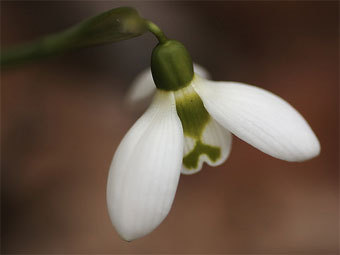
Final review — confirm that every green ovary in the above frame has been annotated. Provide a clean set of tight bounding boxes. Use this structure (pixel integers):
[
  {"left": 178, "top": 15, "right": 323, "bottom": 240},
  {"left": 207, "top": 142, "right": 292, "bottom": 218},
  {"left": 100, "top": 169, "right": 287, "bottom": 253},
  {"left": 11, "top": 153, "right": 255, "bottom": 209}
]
[{"left": 175, "top": 84, "right": 221, "bottom": 170}]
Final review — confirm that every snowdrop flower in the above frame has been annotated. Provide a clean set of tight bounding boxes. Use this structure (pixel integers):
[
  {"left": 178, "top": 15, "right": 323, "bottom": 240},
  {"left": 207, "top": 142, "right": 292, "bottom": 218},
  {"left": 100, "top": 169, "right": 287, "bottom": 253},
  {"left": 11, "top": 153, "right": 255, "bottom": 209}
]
[{"left": 107, "top": 39, "right": 320, "bottom": 241}]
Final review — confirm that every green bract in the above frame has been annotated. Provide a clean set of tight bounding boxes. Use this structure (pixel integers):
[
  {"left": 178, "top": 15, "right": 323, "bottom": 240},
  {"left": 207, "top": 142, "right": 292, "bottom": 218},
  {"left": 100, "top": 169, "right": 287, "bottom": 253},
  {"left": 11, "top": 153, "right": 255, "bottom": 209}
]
[
  {"left": 151, "top": 40, "right": 194, "bottom": 91},
  {"left": 73, "top": 7, "right": 147, "bottom": 47},
  {"left": 1, "top": 7, "right": 147, "bottom": 67}
]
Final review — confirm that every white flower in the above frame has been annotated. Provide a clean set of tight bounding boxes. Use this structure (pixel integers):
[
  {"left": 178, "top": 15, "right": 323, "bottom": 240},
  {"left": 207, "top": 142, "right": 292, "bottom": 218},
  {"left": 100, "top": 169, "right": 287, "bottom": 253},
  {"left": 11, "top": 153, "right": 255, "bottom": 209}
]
[
  {"left": 106, "top": 37, "right": 320, "bottom": 241},
  {"left": 107, "top": 64, "right": 320, "bottom": 241}
]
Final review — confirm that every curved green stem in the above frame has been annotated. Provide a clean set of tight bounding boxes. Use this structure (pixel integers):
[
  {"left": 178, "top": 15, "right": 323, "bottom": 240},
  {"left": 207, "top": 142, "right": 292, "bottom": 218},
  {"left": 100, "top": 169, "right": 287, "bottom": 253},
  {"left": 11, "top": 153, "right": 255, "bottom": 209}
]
[{"left": 145, "top": 20, "right": 168, "bottom": 44}]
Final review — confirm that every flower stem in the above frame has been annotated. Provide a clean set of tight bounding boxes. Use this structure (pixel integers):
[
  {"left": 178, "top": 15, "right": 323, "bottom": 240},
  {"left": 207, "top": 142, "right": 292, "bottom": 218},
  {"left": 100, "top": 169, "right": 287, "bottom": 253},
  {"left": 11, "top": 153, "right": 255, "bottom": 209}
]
[
  {"left": 1, "top": 7, "right": 147, "bottom": 68},
  {"left": 145, "top": 20, "right": 168, "bottom": 44}
]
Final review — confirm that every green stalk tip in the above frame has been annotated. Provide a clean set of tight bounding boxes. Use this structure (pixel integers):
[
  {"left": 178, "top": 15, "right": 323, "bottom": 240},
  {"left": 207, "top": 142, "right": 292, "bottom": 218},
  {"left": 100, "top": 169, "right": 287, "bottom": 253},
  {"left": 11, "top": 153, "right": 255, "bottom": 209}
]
[{"left": 145, "top": 20, "right": 168, "bottom": 44}]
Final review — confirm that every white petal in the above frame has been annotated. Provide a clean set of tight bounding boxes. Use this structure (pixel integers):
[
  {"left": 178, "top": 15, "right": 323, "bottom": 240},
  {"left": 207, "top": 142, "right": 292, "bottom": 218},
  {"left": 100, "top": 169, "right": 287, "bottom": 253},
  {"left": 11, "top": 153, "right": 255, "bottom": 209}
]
[
  {"left": 125, "top": 64, "right": 210, "bottom": 106},
  {"left": 181, "top": 118, "right": 232, "bottom": 175},
  {"left": 107, "top": 90, "right": 183, "bottom": 241},
  {"left": 193, "top": 77, "right": 320, "bottom": 162},
  {"left": 193, "top": 63, "right": 211, "bottom": 79},
  {"left": 125, "top": 67, "right": 155, "bottom": 106}
]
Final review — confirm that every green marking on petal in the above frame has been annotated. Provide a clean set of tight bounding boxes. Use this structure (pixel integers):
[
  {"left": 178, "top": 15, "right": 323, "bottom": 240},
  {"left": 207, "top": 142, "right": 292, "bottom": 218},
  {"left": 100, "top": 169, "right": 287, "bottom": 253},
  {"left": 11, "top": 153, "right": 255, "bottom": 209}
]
[
  {"left": 183, "top": 141, "right": 221, "bottom": 169},
  {"left": 174, "top": 81, "right": 221, "bottom": 170},
  {"left": 175, "top": 84, "right": 210, "bottom": 139}
]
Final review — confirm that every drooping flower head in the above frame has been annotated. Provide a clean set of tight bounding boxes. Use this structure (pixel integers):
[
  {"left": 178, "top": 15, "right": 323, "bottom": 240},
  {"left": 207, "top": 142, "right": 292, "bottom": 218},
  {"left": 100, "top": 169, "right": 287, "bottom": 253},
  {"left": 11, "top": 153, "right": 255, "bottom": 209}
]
[{"left": 107, "top": 24, "right": 320, "bottom": 241}]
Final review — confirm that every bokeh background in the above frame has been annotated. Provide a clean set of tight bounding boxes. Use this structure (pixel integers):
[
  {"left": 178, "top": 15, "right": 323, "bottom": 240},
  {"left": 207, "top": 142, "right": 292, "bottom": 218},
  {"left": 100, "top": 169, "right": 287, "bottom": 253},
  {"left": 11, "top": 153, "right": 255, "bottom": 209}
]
[{"left": 1, "top": 1, "right": 338, "bottom": 254}]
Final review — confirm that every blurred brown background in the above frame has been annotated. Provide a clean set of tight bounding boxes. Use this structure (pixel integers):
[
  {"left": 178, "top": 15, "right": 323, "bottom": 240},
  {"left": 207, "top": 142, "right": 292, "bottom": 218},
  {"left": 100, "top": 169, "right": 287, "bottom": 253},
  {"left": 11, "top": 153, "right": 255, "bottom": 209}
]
[{"left": 1, "top": 1, "right": 338, "bottom": 254}]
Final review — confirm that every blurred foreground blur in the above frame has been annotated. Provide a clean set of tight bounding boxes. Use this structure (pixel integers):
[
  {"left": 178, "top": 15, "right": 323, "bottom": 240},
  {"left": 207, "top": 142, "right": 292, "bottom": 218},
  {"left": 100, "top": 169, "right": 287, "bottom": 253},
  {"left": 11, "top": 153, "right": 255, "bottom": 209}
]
[{"left": 1, "top": 1, "right": 338, "bottom": 254}]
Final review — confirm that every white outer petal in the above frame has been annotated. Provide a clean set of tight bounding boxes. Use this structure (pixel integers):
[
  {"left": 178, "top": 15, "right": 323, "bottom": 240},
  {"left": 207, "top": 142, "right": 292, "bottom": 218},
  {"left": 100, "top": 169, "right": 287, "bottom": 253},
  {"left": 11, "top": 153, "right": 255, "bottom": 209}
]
[
  {"left": 125, "top": 64, "right": 211, "bottom": 106},
  {"left": 193, "top": 77, "right": 320, "bottom": 162},
  {"left": 125, "top": 68, "right": 155, "bottom": 107},
  {"left": 107, "top": 90, "right": 183, "bottom": 241},
  {"left": 181, "top": 119, "right": 232, "bottom": 175},
  {"left": 193, "top": 63, "right": 211, "bottom": 80}
]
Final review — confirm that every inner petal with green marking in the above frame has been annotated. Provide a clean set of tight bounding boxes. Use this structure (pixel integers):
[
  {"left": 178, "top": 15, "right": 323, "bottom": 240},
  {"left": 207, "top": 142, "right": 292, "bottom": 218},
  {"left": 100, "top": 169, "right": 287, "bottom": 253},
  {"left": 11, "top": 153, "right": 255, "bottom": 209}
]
[{"left": 174, "top": 79, "right": 232, "bottom": 174}]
